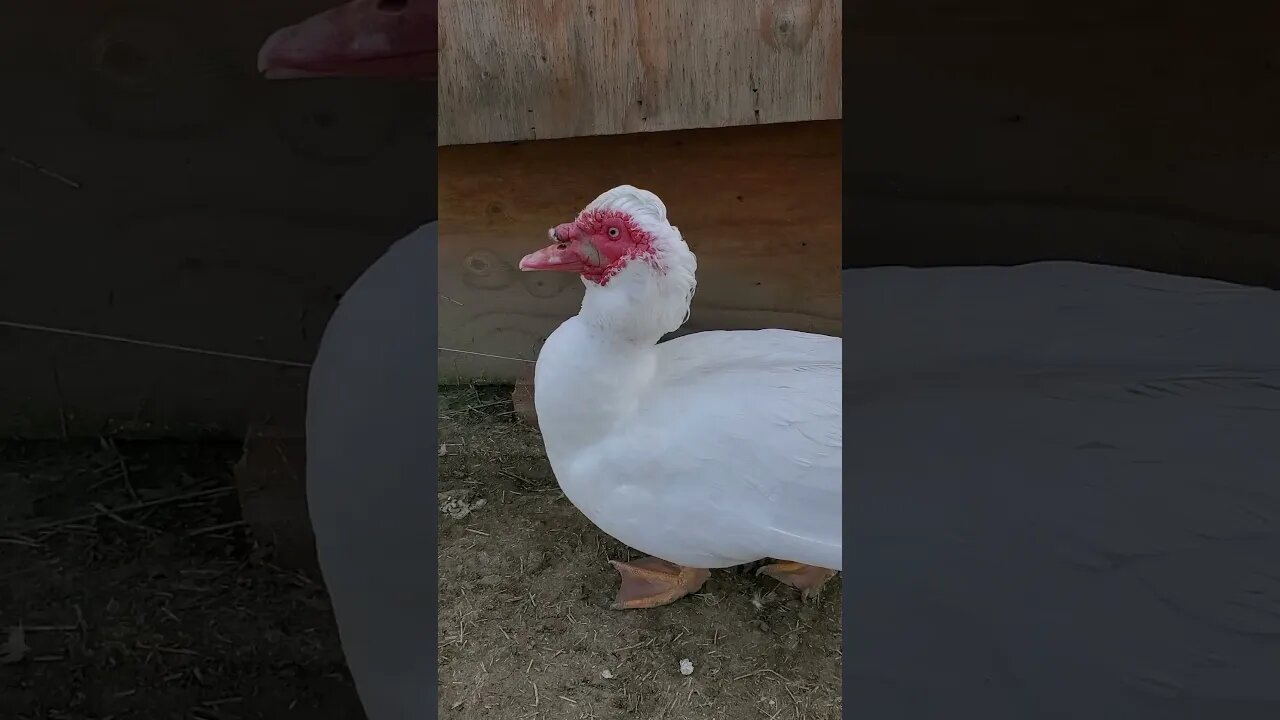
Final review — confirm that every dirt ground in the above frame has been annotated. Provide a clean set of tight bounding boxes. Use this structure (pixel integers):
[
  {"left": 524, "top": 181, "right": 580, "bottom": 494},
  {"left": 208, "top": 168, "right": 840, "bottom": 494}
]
[
  {"left": 437, "top": 385, "right": 843, "bottom": 720},
  {"left": 0, "top": 440, "right": 364, "bottom": 720},
  {"left": 0, "top": 384, "right": 841, "bottom": 719}
]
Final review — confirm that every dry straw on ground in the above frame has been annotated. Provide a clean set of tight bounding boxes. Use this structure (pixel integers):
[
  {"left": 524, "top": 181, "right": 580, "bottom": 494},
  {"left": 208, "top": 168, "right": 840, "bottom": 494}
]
[{"left": 437, "top": 384, "right": 843, "bottom": 719}]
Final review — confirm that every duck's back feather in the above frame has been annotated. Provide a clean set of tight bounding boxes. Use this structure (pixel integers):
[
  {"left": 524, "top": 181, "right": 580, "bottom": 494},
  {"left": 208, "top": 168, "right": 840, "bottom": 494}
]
[{"left": 845, "top": 262, "right": 1280, "bottom": 715}]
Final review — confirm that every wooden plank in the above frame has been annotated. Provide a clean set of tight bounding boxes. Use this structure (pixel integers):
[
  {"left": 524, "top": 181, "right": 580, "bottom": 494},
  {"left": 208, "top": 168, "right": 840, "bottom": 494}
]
[
  {"left": 438, "top": 120, "right": 841, "bottom": 381},
  {"left": 437, "top": 0, "right": 842, "bottom": 146},
  {"left": 0, "top": 0, "right": 435, "bottom": 438},
  {"left": 846, "top": 1, "right": 1280, "bottom": 286}
]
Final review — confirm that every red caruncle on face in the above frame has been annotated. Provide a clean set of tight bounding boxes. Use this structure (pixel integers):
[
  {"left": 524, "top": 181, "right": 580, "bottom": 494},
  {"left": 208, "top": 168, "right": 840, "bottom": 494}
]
[{"left": 523, "top": 209, "right": 658, "bottom": 285}]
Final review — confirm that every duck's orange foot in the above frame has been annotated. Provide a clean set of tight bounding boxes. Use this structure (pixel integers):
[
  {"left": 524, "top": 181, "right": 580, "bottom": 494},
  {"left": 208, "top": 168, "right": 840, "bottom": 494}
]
[
  {"left": 756, "top": 561, "right": 837, "bottom": 601},
  {"left": 609, "top": 557, "right": 710, "bottom": 610}
]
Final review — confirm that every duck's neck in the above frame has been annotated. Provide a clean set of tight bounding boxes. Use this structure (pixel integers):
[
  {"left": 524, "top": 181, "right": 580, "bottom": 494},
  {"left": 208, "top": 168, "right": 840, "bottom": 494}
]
[
  {"left": 534, "top": 257, "right": 696, "bottom": 456},
  {"left": 577, "top": 253, "right": 696, "bottom": 347}
]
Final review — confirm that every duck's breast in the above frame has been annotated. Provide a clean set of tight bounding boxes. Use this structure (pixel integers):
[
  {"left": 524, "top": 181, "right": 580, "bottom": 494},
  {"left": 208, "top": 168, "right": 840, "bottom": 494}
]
[{"left": 564, "top": 328, "right": 843, "bottom": 569}]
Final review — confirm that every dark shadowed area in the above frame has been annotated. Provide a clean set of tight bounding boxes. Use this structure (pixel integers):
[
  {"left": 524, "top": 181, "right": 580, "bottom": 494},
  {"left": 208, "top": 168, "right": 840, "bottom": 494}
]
[
  {"left": 843, "top": 264, "right": 1280, "bottom": 718},
  {"left": 842, "top": 4, "right": 1280, "bottom": 713},
  {"left": 0, "top": 441, "right": 364, "bottom": 719}
]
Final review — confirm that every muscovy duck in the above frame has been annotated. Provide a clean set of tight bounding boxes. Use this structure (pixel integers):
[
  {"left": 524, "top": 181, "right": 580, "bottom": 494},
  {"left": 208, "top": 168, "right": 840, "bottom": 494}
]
[
  {"left": 519, "top": 185, "right": 843, "bottom": 609},
  {"left": 258, "top": 4, "right": 437, "bottom": 717},
  {"left": 304, "top": 223, "right": 435, "bottom": 719}
]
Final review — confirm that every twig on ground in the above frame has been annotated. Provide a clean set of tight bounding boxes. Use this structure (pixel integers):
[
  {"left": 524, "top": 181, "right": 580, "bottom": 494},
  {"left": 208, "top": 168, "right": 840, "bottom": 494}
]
[
  {"left": 187, "top": 520, "right": 247, "bottom": 537},
  {"left": 91, "top": 502, "right": 157, "bottom": 533},
  {"left": 101, "top": 436, "right": 139, "bottom": 502},
  {"left": 1, "top": 486, "right": 233, "bottom": 534}
]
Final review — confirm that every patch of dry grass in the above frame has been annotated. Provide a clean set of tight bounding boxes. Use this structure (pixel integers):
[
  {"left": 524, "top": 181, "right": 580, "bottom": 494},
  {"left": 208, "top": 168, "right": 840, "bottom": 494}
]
[
  {"left": 437, "top": 385, "right": 843, "bottom": 720},
  {"left": 0, "top": 440, "right": 362, "bottom": 719}
]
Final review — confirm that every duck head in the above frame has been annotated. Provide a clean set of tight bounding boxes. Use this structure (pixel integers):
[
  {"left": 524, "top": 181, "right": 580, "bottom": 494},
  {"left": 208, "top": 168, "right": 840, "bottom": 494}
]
[
  {"left": 520, "top": 186, "right": 698, "bottom": 343},
  {"left": 257, "top": 0, "right": 437, "bottom": 79}
]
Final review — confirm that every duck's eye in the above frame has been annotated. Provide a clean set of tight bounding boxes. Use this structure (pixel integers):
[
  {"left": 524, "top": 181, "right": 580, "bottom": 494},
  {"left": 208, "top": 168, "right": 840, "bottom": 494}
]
[{"left": 607, "top": 227, "right": 620, "bottom": 238}]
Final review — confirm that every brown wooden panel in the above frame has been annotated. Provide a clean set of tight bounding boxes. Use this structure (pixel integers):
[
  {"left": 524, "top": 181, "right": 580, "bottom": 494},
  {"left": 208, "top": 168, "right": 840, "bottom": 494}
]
[
  {"left": 0, "top": 0, "right": 435, "bottom": 438},
  {"left": 438, "top": 120, "right": 841, "bottom": 381},
  {"left": 846, "top": 1, "right": 1280, "bottom": 285},
  {"left": 438, "top": 0, "right": 842, "bottom": 145}
]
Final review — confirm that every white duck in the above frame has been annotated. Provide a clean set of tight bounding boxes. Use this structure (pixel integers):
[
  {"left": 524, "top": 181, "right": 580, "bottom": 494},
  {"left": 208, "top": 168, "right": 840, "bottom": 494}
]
[
  {"left": 518, "top": 185, "right": 842, "bottom": 609},
  {"left": 845, "top": 262, "right": 1280, "bottom": 715}
]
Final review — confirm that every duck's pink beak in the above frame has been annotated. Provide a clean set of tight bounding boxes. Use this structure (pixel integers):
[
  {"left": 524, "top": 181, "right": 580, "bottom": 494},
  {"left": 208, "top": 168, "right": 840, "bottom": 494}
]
[
  {"left": 257, "top": 0, "right": 437, "bottom": 79},
  {"left": 519, "top": 224, "right": 588, "bottom": 273}
]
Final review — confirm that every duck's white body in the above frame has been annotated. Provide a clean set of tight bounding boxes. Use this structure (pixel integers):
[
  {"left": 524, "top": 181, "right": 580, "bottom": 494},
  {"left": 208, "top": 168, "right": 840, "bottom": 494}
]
[
  {"left": 845, "top": 261, "right": 1280, "bottom": 715},
  {"left": 529, "top": 188, "right": 841, "bottom": 571},
  {"left": 536, "top": 318, "right": 842, "bottom": 569}
]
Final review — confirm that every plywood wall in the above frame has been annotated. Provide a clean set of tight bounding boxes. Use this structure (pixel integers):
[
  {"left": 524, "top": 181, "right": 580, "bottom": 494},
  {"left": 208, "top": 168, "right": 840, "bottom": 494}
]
[
  {"left": 437, "top": 0, "right": 842, "bottom": 146},
  {"left": 845, "top": 1, "right": 1280, "bottom": 287},
  {"left": 437, "top": 120, "right": 841, "bottom": 381},
  {"left": 0, "top": 0, "right": 435, "bottom": 438}
]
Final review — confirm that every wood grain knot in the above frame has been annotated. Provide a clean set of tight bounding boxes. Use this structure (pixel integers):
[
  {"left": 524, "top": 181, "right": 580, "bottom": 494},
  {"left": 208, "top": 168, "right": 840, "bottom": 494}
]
[
  {"left": 83, "top": 15, "right": 238, "bottom": 139},
  {"left": 759, "top": 0, "right": 820, "bottom": 51},
  {"left": 461, "top": 249, "right": 513, "bottom": 290}
]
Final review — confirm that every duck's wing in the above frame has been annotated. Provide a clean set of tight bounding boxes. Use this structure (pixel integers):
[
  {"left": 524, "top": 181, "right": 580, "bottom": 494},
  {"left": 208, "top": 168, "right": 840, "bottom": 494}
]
[
  {"left": 306, "top": 223, "right": 436, "bottom": 719},
  {"left": 576, "top": 330, "right": 842, "bottom": 569},
  {"left": 846, "top": 262, "right": 1280, "bottom": 716}
]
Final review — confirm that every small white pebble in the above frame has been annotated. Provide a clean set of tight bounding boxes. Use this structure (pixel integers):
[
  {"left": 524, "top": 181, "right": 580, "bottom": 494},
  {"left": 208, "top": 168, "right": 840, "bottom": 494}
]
[
  {"left": 679, "top": 658, "right": 694, "bottom": 676},
  {"left": 600, "top": 669, "right": 614, "bottom": 679}
]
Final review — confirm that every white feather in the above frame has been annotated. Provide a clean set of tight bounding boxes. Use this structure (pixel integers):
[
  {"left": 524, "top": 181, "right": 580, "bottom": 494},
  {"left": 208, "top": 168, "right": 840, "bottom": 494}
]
[{"left": 534, "top": 187, "right": 841, "bottom": 570}]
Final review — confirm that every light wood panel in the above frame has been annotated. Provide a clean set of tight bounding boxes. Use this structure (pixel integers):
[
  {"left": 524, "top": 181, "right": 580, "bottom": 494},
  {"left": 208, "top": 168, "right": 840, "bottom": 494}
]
[
  {"left": 438, "top": 120, "right": 841, "bottom": 381},
  {"left": 437, "top": 0, "right": 842, "bottom": 145}
]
